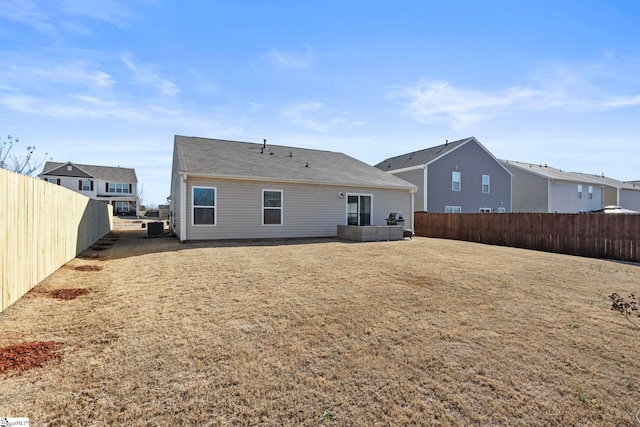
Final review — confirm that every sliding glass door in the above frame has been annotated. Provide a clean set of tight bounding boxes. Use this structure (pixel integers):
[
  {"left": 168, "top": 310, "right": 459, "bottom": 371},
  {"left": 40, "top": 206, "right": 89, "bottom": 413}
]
[{"left": 347, "top": 194, "right": 372, "bottom": 226}]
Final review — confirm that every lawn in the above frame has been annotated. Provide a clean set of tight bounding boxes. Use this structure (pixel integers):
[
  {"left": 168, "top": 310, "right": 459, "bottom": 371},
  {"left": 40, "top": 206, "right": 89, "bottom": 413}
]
[{"left": 0, "top": 231, "right": 638, "bottom": 426}]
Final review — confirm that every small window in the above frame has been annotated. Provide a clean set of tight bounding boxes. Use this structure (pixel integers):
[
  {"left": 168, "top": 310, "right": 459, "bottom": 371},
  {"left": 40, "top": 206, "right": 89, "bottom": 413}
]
[
  {"left": 578, "top": 184, "right": 583, "bottom": 199},
  {"left": 67, "top": 165, "right": 72, "bottom": 171},
  {"left": 193, "top": 187, "right": 216, "bottom": 225},
  {"left": 263, "top": 190, "right": 282, "bottom": 225},
  {"left": 497, "top": 207, "right": 506, "bottom": 213},
  {"left": 47, "top": 178, "right": 59, "bottom": 185},
  {"left": 115, "top": 201, "right": 130, "bottom": 213},
  {"left": 80, "top": 180, "right": 91, "bottom": 191},
  {"left": 452, "top": 171, "right": 461, "bottom": 191},
  {"left": 588, "top": 186, "right": 593, "bottom": 199},
  {"left": 445, "top": 206, "right": 461, "bottom": 213},
  {"left": 479, "top": 207, "right": 492, "bottom": 213},
  {"left": 108, "top": 183, "right": 130, "bottom": 194},
  {"left": 482, "top": 175, "right": 490, "bottom": 193}
]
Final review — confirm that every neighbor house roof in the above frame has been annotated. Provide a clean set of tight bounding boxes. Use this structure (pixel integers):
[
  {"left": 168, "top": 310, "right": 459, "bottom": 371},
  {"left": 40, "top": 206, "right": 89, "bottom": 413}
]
[
  {"left": 374, "top": 137, "right": 470, "bottom": 171},
  {"left": 502, "top": 160, "right": 640, "bottom": 191},
  {"left": 40, "top": 161, "right": 138, "bottom": 183},
  {"left": 173, "top": 136, "right": 417, "bottom": 190}
]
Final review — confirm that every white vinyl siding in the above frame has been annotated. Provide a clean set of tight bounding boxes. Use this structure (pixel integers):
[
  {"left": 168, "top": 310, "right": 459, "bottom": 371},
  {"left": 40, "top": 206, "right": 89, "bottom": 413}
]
[{"left": 182, "top": 177, "right": 413, "bottom": 240}]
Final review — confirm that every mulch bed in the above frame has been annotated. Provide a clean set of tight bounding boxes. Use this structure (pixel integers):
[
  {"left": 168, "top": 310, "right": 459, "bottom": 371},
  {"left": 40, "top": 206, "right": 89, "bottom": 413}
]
[
  {"left": 73, "top": 265, "right": 103, "bottom": 272},
  {"left": 0, "top": 341, "right": 64, "bottom": 374},
  {"left": 78, "top": 254, "right": 102, "bottom": 260},
  {"left": 48, "top": 289, "right": 90, "bottom": 300}
]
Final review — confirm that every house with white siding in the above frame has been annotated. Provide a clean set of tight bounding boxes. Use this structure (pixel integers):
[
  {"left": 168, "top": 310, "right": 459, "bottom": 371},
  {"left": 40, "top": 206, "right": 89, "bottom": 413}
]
[
  {"left": 39, "top": 161, "right": 138, "bottom": 215},
  {"left": 169, "top": 136, "right": 417, "bottom": 241}
]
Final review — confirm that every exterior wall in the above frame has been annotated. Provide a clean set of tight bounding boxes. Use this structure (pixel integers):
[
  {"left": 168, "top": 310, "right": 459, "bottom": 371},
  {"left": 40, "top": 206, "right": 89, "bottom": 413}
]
[
  {"left": 426, "top": 142, "right": 511, "bottom": 213},
  {"left": 179, "top": 176, "right": 413, "bottom": 241},
  {"left": 391, "top": 168, "right": 425, "bottom": 211},
  {"left": 170, "top": 154, "right": 183, "bottom": 240},
  {"left": 620, "top": 190, "right": 640, "bottom": 211},
  {"left": 503, "top": 164, "right": 549, "bottom": 212},
  {"left": 602, "top": 186, "right": 619, "bottom": 207},
  {"left": 50, "top": 176, "right": 97, "bottom": 198},
  {"left": 548, "top": 182, "right": 603, "bottom": 213}
]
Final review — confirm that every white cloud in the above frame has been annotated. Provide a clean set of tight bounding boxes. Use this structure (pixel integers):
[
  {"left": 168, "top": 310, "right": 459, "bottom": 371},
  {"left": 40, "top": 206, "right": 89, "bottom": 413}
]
[
  {"left": 61, "top": 0, "right": 136, "bottom": 26},
  {"left": 121, "top": 55, "right": 179, "bottom": 96},
  {"left": 389, "top": 55, "right": 640, "bottom": 129},
  {"left": 282, "top": 101, "right": 350, "bottom": 132},
  {"left": 266, "top": 47, "right": 314, "bottom": 69},
  {"left": 0, "top": 0, "right": 56, "bottom": 34}
]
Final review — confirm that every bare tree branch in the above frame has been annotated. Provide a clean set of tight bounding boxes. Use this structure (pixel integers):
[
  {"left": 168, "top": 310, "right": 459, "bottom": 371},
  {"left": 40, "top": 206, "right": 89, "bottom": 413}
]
[{"left": 0, "top": 135, "right": 49, "bottom": 176}]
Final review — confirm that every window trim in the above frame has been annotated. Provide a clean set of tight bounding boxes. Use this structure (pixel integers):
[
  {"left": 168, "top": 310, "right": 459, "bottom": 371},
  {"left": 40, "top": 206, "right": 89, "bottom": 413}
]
[
  {"left": 497, "top": 207, "right": 506, "bottom": 213},
  {"left": 479, "top": 207, "right": 492, "bottom": 213},
  {"left": 445, "top": 205, "right": 462, "bottom": 213},
  {"left": 578, "top": 184, "right": 583, "bottom": 199},
  {"left": 588, "top": 185, "right": 593, "bottom": 200},
  {"left": 192, "top": 186, "right": 217, "bottom": 226},
  {"left": 262, "top": 189, "right": 283, "bottom": 226},
  {"left": 452, "top": 171, "right": 461, "bottom": 192},
  {"left": 482, "top": 175, "right": 490, "bottom": 193}
]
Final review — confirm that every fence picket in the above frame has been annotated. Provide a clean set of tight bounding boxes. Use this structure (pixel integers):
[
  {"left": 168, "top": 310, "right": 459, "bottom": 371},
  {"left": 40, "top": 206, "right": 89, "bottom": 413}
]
[{"left": 1, "top": 169, "right": 113, "bottom": 313}]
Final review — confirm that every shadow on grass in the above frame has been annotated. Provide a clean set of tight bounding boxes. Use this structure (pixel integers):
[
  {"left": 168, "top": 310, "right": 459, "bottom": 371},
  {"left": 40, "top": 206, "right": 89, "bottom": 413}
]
[{"left": 77, "top": 229, "right": 368, "bottom": 261}]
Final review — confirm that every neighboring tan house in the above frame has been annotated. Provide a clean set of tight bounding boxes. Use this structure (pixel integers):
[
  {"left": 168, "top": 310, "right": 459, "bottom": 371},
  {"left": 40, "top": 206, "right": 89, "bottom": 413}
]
[
  {"left": 501, "top": 161, "right": 606, "bottom": 213},
  {"left": 374, "top": 137, "right": 512, "bottom": 213},
  {"left": 39, "top": 161, "right": 138, "bottom": 215},
  {"left": 170, "top": 136, "right": 417, "bottom": 241}
]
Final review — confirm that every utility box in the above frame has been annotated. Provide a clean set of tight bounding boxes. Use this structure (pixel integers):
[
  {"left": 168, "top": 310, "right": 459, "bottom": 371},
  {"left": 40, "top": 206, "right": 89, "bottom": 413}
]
[{"left": 147, "top": 222, "right": 164, "bottom": 238}]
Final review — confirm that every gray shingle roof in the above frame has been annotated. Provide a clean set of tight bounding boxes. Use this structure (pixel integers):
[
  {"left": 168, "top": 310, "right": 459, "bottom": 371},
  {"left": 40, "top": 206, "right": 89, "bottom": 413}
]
[
  {"left": 374, "top": 137, "right": 472, "bottom": 171},
  {"left": 501, "top": 160, "right": 640, "bottom": 190},
  {"left": 41, "top": 161, "right": 137, "bottom": 183},
  {"left": 173, "top": 136, "right": 416, "bottom": 190}
]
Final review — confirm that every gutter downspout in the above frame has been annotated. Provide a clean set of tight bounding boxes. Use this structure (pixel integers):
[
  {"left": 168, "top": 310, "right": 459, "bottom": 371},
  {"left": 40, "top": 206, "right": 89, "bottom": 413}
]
[{"left": 180, "top": 172, "right": 187, "bottom": 241}]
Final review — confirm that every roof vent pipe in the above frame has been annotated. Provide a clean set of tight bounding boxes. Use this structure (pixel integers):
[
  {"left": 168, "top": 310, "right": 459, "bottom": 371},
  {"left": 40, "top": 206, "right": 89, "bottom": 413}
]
[
  {"left": 445, "top": 139, "right": 448, "bottom": 145},
  {"left": 289, "top": 151, "right": 293, "bottom": 157},
  {"left": 263, "top": 139, "right": 267, "bottom": 150},
  {"left": 305, "top": 162, "right": 309, "bottom": 168}
]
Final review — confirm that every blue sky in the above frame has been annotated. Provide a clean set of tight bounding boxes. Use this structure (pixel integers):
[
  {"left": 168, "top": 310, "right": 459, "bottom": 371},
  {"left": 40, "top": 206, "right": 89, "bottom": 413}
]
[{"left": 1, "top": 0, "right": 639, "bottom": 205}]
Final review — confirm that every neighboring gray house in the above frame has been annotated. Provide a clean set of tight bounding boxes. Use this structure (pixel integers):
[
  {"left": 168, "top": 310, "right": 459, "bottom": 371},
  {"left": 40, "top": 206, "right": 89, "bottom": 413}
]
[
  {"left": 374, "top": 137, "right": 511, "bottom": 213},
  {"left": 501, "top": 161, "right": 606, "bottom": 213},
  {"left": 170, "top": 136, "right": 417, "bottom": 241},
  {"left": 580, "top": 174, "right": 640, "bottom": 212},
  {"left": 39, "top": 161, "right": 138, "bottom": 215}
]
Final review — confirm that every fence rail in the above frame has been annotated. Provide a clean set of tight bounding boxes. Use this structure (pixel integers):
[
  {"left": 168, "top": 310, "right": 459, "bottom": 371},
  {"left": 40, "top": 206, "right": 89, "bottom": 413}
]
[
  {"left": 1, "top": 169, "right": 113, "bottom": 313},
  {"left": 414, "top": 212, "right": 640, "bottom": 262}
]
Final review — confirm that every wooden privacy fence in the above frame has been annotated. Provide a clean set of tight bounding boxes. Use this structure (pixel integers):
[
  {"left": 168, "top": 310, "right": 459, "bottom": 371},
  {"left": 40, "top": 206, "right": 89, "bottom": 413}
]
[
  {"left": 414, "top": 212, "right": 640, "bottom": 262},
  {"left": 1, "top": 169, "right": 113, "bottom": 313}
]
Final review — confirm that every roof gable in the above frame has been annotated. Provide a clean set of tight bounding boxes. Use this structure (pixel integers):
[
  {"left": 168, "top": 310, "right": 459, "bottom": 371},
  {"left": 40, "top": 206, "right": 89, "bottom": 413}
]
[
  {"left": 375, "top": 136, "right": 511, "bottom": 175},
  {"left": 374, "top": 137, "right": 471, "bottom": 171},
  {"left": 173, "top": 136, "right": 416, "bottom": 190},
  {"left": 40, "top": 161, "right": 137, "bottom": 183}
]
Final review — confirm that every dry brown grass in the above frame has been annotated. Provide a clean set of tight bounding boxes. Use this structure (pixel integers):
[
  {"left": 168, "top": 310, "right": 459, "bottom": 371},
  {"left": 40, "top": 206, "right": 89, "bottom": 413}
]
[{"left": 0, "top": 231, "right": 638, "bottom": 426}]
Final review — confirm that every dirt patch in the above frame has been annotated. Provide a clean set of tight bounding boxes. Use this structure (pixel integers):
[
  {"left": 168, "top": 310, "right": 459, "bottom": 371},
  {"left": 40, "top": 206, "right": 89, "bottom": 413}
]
[
  {"left": 72, "top": 265, "right": 103, "bottom": 272},
  {"left": 0, "top": 341, "right": 64, "bottom": 375},
  {"left": 48, "top": 288, "right": 90, "bottom": 300}
]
